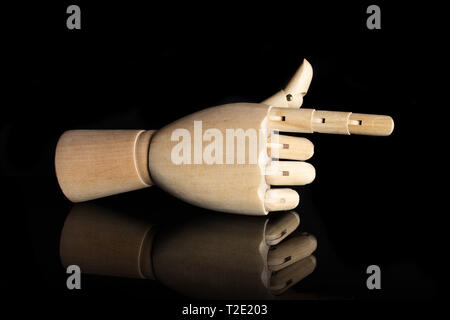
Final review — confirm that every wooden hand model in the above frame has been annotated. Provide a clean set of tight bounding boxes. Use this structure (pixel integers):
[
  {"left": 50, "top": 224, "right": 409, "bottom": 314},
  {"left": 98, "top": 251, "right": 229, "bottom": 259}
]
[{"left": 55, "top": 59, "right": 394, "bottom": 215}]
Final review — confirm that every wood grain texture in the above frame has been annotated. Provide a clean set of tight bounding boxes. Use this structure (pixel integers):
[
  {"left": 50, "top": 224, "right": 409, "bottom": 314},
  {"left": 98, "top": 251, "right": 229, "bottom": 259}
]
[
  {"left": 54, "top": 104, "right": 392, "bottom": 212},
  {"left": 55, "top": 130, "right": 155, "bottom": 202},
  {"left": 148, "top": 103, "right": 272, "bottom": 215},
  {"left": 270, "top": 107, "right": 394, "bottom": 136}
]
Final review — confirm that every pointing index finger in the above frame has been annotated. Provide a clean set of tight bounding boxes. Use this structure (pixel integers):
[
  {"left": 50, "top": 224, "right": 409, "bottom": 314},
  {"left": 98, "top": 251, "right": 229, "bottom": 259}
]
[{"left": 269, "top": 107, "right": 394, "bottom": 136}]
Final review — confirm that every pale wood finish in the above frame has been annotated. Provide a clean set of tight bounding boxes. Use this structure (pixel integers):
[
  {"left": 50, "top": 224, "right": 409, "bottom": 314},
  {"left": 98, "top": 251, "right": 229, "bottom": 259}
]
[
  {"left": 55, "top": 130, "right": 155, "bottom": 202},
  {"left": 54, "top": 59, "right": 394, "bottom": 214},
  {"left": 348, "top": 113, "right": 395, "bottom": 136},
  {"left": 268, "top": 134, "right": 314, "bottom": 160},
  {"left": 55, "top": 102, "right": 393, "bottom": 214},
  {"left": 262, "top": 59, "right": 313, "bottom": 109},
  {"left": 264, "top": 189, "right": 299, "bottom": 212},
  {"left": 148, "top": 103, "right": 273, "bottom": 215},
  {"left": 269, "top": 107, "right": 394, "bottom": 136},
  {"left": 265, "top": 161, "right": 316, "bottom": 186}
]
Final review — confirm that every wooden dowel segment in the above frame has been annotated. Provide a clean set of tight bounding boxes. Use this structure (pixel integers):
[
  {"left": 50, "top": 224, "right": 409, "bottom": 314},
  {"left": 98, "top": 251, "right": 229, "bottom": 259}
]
[
  {"left": 311, "top": 110, "right": 352, "bottom": 135},
  {"left": 269, "top": 108, "right": 315, "bottom": 133},
  {"left": 265, "top": 161, "right": 316, "bottom": 186},
  {"left": 348, "top": 113, "right": 395, "bottom": 136},
  {"left": 264, "top": 189, "right": 299, "bottom": 212},
  {"left": 267, "top": 135, "right": 314, "bottom": 161}
]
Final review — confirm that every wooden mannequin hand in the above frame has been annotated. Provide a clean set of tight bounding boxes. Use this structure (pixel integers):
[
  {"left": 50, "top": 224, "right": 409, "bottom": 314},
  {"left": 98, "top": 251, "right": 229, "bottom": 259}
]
[{"left": 55, "top": 60, "right": 394, "bottom": 215}]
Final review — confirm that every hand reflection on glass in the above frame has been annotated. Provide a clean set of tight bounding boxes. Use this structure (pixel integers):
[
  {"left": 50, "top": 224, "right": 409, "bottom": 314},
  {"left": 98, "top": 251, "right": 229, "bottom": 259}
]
[{"left": 60, "top": 205, "right": 317, "bottom": 299}]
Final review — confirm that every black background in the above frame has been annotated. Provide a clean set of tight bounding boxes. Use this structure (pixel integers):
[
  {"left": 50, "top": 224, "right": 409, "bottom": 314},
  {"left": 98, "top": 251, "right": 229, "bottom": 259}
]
[{"left": 2, "top": 0, "right": 440, "bottom": 315}]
